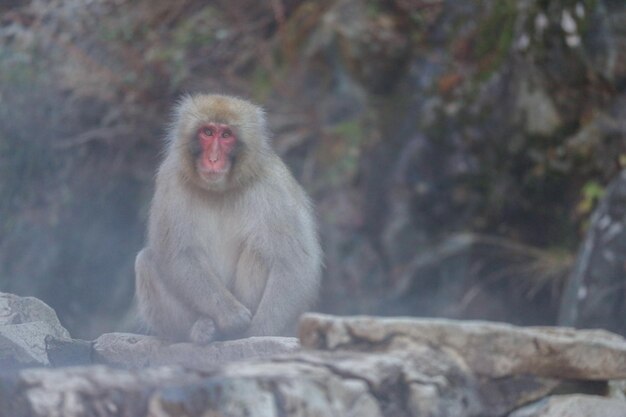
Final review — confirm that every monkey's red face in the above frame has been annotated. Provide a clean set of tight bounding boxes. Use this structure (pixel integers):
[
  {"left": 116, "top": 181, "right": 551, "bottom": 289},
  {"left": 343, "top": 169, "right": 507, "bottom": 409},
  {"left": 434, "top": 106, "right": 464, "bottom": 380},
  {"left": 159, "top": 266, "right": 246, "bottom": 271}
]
[{"left": 196, "top": 123, "right": 237, "bottom": 178}]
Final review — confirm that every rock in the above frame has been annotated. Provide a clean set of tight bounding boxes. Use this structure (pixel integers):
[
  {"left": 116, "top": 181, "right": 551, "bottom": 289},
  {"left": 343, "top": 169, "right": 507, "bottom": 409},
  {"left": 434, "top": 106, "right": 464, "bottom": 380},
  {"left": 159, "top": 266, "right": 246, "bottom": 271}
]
[
  {"left": 45, "top": 337, "right": 93, "bottom": 367},
  {"left": 0, "top": 332, "right": 562, "bottom": 417},
  {"left": 299, "top": 313, "right": 626, "bottom": 380},
  {"left": 0, "top": 292, "right": 69, "bottom": 334},
  {"left": 609, "top": 379, "right": 626, "bottom": 399},
  {"left": 150, "top": 357, "right": 386, "bottom": 417},
  {"left": 0, "top": 290, "right": 301, "bottom": 370},
  {"left": 0, "top": 348, "right": 570, "bottom": 417},
  {"left": 0, "top": 292, "right": 72, "bottom": 369},
  {"left": 509, "top": 395, "right": 626, "bottom": 417},
  {"left": 93, "top": 333, "right": 300, "bottom": 369},
  {"left": 0, "top": 322, "right": 67, "bottom": 369},
  {"left": 479, "top": 375, "right": 561, "bottom": 416},
  {"left": 558, "top": 169, "right": 626, "bottom": 336},
  {"left": 0, "top": 365, "right": 204, "bottom": 417},
  {"left": 3, "top": 302, "right": 626, "bottom": 417},
  {"left": 2, "top": 311, "right": 625, "bottom": 417},
  {"left": 0, "top": 291, "right": 300, "bottom": 371},
  {"left": 516, "top": 78, "right": 563, "bottom": 136}
]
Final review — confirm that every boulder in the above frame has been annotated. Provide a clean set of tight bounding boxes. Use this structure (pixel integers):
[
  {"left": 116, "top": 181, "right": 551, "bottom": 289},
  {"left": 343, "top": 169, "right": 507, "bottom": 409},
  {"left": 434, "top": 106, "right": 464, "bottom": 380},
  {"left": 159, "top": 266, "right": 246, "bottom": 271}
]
[
  {"left": 0, "top": 292, "right": 69, "bottom": 331},
  {"left": 300, "top": 313, "right": 626, "bottom": 380},
  {"left": 0, "top": 292, "right": 71, "bottom": 369},
  {"left": 559, "top": 169, "right": 626, "bottom": 336}
]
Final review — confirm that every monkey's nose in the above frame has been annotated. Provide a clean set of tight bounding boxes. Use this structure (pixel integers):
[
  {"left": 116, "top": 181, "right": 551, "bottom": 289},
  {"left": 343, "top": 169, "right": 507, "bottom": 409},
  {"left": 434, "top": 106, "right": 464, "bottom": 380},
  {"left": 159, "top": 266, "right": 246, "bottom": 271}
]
[{"left": 209, "top": 141, "right": 220, "bottom": 162}]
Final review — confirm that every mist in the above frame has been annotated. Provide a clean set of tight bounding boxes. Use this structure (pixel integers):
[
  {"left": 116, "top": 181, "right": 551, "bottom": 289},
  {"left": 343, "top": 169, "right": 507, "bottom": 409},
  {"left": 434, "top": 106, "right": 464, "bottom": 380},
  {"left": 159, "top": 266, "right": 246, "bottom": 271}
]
[{"left": 1, "top": 0, "right": 625, "bottom": 340}]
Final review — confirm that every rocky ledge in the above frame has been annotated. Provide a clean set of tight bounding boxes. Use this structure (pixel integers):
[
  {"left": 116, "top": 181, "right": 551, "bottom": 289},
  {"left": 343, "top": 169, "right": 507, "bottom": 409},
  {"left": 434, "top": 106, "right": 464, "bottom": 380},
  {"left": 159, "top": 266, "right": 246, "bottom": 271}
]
[{"left": 1, "top": 292, "right": 625, "bottom": 417}]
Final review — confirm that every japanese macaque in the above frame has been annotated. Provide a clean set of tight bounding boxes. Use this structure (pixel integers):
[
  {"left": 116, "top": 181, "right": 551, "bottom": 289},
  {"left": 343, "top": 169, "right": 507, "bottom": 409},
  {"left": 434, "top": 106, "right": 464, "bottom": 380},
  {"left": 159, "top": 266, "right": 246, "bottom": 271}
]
[{"left": 135, "top": 94, "right": 322, "bottom": 343}]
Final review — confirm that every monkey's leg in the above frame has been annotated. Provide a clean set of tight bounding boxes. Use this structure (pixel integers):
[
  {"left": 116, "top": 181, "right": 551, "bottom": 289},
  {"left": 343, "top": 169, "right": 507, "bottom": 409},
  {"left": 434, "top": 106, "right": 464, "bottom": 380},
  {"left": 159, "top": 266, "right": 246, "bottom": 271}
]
[
  {"left": 135, "top": 248, "right": 217, "bottom": 343},
  {"left": 188, "top": 317, "right": 217, "bottom": 345},
  {"left": 240, "top": 254, "right": 318, "bottom": 337},
  {"left": 168, "top": 249, "right": 252, "bottom": 337},
  {"left": 232, "top": 246, "right": 270, "bottom": 313}
]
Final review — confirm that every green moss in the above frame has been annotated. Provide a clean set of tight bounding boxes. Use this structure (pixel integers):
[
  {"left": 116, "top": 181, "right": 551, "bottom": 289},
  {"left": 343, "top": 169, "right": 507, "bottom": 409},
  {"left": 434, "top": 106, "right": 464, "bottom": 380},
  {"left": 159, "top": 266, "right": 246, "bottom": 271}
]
[{"left": 576, "top": 180, "right": 604, "bottom": 216}]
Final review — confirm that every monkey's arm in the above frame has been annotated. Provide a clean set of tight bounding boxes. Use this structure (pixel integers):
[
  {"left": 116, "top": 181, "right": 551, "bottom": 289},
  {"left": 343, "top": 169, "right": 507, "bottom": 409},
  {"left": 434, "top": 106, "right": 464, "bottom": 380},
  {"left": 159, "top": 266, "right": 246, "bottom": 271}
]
[
  {"left": 166, "top": 248, "right": 252, "bottom": 335},
  {"left": 246, "top": 262, "right": 318, "bottom": 336},
  {"left": 242, "top": 236, "right": 320, "bottom": 337}
]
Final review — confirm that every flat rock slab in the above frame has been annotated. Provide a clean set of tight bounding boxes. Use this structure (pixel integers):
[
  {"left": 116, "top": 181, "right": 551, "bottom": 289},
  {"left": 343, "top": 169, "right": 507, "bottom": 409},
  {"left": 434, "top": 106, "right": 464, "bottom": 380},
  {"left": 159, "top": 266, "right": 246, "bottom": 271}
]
[
  {"left": 0, "top": 343, "right": 560, "bottom": 417},
  {"left": 0, "top": 351, "right": 479, "bottom": 417},
  {"left": 510, "top": 394, "right": 626, "bottom": 417},
  {"left": 300, "top": 313, "right": 626, "bottom": 380},
  {"left": 93, "top": 333, "right": 300, "bottom": 369},
  {"left": 0, "top": 292, "right": 300, "bottom": 371}
]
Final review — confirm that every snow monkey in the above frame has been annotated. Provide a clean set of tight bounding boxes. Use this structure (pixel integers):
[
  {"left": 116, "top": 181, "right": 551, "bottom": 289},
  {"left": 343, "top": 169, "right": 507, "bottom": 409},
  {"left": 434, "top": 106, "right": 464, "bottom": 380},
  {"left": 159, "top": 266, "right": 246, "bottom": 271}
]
[{"left": 135, "top": 94, "right": 322, "bottom": 343}]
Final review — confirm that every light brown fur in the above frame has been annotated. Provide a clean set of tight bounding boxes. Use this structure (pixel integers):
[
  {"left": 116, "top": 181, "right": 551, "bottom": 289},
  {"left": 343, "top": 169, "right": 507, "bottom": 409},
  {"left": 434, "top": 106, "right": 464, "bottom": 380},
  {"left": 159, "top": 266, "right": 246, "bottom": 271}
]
[{"left": 135, "top": 94, "right": 322, "bottom": 342}]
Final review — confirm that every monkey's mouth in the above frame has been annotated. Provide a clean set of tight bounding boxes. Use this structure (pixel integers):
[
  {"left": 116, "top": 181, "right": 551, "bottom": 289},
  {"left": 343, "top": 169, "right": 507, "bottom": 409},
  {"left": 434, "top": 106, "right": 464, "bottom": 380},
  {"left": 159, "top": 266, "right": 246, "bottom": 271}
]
[{"left": 197, "top": 160, "right": 231, "bottom": 180}]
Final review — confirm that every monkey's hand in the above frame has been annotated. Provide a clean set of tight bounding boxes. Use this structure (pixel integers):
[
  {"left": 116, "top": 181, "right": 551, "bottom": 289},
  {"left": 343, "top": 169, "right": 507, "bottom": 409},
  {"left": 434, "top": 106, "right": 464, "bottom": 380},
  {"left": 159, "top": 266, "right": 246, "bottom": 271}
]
[
  {"left": 189, "top": 317, "right": 217, "bottom": 344},
  {"left": 214, "top": 299, "right": 252, "bottom": 337}
]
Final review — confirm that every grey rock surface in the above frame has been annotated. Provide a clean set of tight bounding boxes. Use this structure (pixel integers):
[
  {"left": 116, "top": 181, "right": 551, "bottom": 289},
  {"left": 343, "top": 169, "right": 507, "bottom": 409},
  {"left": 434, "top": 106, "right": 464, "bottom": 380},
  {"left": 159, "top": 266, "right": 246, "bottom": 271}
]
[
  {"left": 300, "top": 313, "right": 626, "bottom": 380},
  {"left": 0, "top": 292, "right": 69, "bottom": 332},
  {"left": 509, "top": 395, "right": 626, "bottom": 417},
  {"left": 0, "top": 349, "right": 523, "bottom": 417},
  {"left": 0, "top": 322, "right": 584, "bottom": 417},
  {"left": 0, "top": 292, "right": 71, "bottom": 368},
  {"left": 0, "top": 292, "right": 301, "bottom": 371},
  {"left": 1, "top": 365, "right": 204, "bottom": 417},
  {"left": 559, "top": 169, "right": 626, "bottom": 336},
  {"left": 0, "top": 322, "right": 67, "bottom": 367},
  {"left": 93, "top": 332, "right": 300, "bottom": 369}
]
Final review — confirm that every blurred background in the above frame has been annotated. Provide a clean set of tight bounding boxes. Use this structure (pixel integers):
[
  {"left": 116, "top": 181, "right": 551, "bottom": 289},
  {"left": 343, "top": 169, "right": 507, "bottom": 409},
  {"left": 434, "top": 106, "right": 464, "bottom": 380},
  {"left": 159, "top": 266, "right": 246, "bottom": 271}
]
[{"left": 1, "top": 0, "right": 625, "bottom": 340}]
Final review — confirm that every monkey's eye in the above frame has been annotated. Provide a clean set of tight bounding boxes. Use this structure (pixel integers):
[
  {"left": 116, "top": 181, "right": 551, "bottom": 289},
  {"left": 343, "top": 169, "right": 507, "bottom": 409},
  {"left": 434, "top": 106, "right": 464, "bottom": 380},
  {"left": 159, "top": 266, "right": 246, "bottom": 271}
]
[
  {"left": 202, "top": 128, "right": 213, "bottom": 136},
  {"left": 222, "top": 130, "right": 232, "bottom": 138}
]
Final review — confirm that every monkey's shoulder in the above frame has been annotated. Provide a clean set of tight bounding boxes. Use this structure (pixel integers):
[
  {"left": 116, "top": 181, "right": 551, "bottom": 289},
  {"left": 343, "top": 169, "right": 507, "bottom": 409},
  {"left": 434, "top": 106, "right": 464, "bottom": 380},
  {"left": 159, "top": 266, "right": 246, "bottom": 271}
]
[{"left": 252, "top": 161, "right": 311, "bottom": 210}]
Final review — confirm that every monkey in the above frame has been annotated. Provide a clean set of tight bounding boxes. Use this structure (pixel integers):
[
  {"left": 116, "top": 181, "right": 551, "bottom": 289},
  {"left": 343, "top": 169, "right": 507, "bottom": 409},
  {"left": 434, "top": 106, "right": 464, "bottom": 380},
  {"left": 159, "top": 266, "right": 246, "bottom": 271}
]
[{"left": 134, "top": 94, "right": 322, "bottom": 344}]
